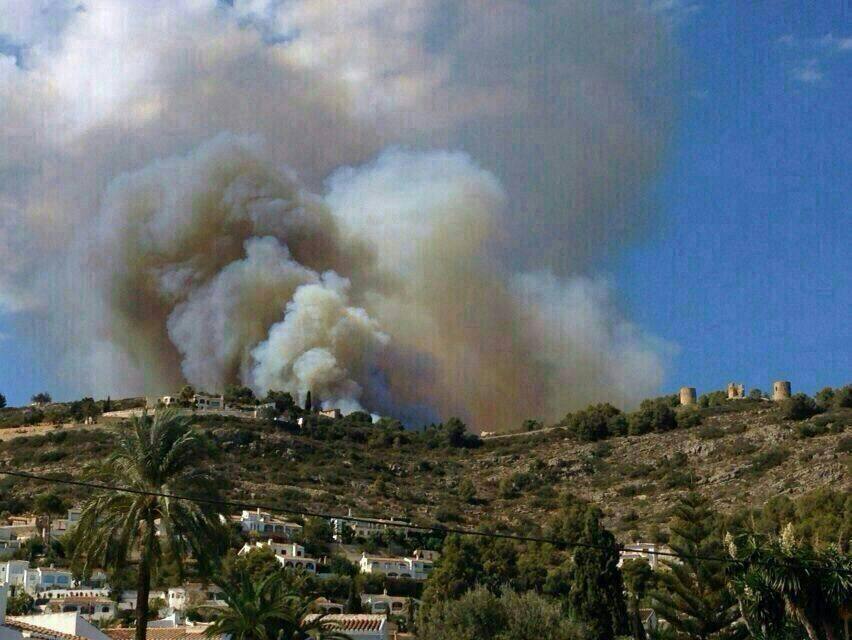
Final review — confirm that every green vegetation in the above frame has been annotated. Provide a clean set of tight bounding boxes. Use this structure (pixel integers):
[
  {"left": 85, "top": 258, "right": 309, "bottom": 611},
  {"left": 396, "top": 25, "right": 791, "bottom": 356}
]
[
  {"left": 418, "top": 586, "right": 580, "bottom": 640},
  {"left": 71, "top": 410, "right": 227, "bottom": 640},
  {"left": 31, "top": 392, "right": 52, "bottom": 404},
  {"left": 781, "top": 393, "right": 820, "bottom": 421},
  {"left": 206, "top": 569, "right": 347, "bottom": 640},
  {"left": 0, "top": 385, "right": 844, "bottom": 640},
  {"left": 727, "top": 527, "right": 852, "bottom": 640},
  {"left": 651, "top": 493, "right": 741, "bottom": 639}
]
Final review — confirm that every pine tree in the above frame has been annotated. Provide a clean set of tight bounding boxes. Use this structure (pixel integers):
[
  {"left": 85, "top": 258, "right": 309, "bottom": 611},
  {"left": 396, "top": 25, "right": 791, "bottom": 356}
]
[
  {"left": 652, "top": 492, "right": 743, "bottom": 639},
  {"left": 567, "top": 511, "right": 629, "bottom": 640}
]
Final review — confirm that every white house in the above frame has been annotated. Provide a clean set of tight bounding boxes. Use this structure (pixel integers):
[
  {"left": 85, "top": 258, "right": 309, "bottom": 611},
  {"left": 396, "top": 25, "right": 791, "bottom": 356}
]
[
  {"left": 40, "top": 589, "right": 110, "bottom": 602},
  {"left": 311, "top": 598, "right": 344, "bottom": 615},
  {"left": 22, "top": 568, "right": 73, "bottom": 595},
  {"left": 238, "top": 511, "right": 302, "bottom": 540},
  {"left": 166, "top": 585, "right": 225, "bottom": 613},
  {"left": 239, "top": 540, "right": 317, "bottom": 573},
  {"left": 116, "top": 591, "right": 167, "bottom": 612},
  {"left": 618, "top": 542, "right": 670, "bottom": 572},
  {"left": 252, "top": 403, "right": 277, "bottom": 419},
  {"left": 331, "top": 511, "right": 413, "bottom": 542},
  {"left": 318, "top": 409, "right": 342, "bottom": 420},
  {"left": 193, "top": 394, "right": 224, "bottom": 411},
  {"left": 45, "top": 597, "right": 117, "bottom": 622},
  {"left": 358, "top": 554, "right": 433, "bottom": 581},
  {"left": 0, "top": 541, "right": 21, "bottom": 560},
  {"left": 302, "top": 614, "right": 388, "bottom": 640},
  {"left": 0, "top": 521, "right": 39, "bottom": 545},
  {"left": 48, "top": 510, "right": 81, "bottom": 539},
  {"left": 0, "top": 586, "right": 111, "bottom": 640},
  {"left": 360, "top": 592, "right": 417, "bottom": 616},
  {"left": 0, "top": 561, "right": 30, "bottom": 587}
]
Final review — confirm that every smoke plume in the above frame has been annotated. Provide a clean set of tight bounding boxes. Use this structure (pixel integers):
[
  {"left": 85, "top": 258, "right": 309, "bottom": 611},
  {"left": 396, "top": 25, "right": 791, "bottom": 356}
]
[{"left": 0, "top": 0, "right": 677, "bottom": 430}]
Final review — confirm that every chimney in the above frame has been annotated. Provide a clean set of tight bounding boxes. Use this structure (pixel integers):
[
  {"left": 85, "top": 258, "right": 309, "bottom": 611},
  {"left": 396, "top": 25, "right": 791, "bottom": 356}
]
[{"left": 0, "top": 582, "right": 8, "bottom": 625}]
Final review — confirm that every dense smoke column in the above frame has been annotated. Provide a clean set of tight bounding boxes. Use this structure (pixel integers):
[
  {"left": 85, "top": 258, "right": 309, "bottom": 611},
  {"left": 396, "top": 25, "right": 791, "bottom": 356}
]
[{"left": 0, "top": 1, "right": 677, "bottom": 429}]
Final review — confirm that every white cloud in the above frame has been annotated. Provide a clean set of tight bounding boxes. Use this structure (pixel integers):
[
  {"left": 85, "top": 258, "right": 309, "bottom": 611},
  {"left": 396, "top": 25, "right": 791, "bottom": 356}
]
[
  {"left": 793, "top": 58, "right": 824, "bottom": 84},
  {"left": 818, "top": 33, "right": 852, "bottom": 52},
  {"left": 780, "top": 32, "right": 851, "bottom": 85}
]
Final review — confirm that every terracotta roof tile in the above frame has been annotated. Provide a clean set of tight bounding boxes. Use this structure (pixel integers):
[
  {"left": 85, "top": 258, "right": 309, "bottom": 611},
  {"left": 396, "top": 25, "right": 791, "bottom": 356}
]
[
  {"left": 5, "top": 617, "right": 87, "bottom": 640},
  {"left": 105, "top": 627, "right": 224, "bottom": 640},
  {"left": 303, "top": 614, "right": 386, "bottom": 632}
]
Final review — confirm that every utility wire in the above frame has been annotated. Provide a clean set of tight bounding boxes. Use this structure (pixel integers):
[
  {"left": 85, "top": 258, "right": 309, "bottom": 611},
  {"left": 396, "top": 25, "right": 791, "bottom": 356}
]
[{"left": 1, "top": 468, "right": 849, "bottom": 575}]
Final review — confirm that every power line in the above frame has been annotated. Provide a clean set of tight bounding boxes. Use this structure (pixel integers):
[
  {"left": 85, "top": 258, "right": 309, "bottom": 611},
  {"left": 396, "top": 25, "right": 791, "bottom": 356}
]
[{"left": 1, "top": 468, "right": 849, "bottom": 575}]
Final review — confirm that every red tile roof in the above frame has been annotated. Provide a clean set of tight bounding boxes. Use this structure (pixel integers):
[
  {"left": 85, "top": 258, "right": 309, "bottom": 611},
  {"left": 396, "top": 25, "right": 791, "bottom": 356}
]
[
  {"left": 105, "top": 627, "right": 224, "bottom": 640},
  {"left": 303, "top": 614, "right": 385, "bottom": 632},
  {"left": 5, "top": 617, "right": 88, "bottom": 640}
]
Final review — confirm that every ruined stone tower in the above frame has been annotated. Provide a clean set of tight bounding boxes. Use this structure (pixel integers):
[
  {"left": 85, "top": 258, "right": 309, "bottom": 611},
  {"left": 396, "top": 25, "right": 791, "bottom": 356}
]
[
  {"left": 772, "top": 380, "right": 792, "bottom": 401},
  {"left": 727, "top": 382, "right": 745, "bottom": 400},
  {"left": 679, "top": 387, "right": 697, "bottom": 406}
]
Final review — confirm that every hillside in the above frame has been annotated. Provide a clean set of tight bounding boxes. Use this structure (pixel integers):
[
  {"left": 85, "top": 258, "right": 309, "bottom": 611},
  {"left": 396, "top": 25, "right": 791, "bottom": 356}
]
[{"left": 0, "top": 396, "right": 849, "bottom": 541}]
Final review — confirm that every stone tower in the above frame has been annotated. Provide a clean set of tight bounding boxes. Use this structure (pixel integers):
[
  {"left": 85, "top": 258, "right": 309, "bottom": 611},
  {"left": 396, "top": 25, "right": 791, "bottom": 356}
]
[
  {"left": 679, "top": 387, "right": 697, "bottom": 406},
  {"left": 727, "top": 382, "right": 745, "bottom": 400},
  {"left": 772, "top": 380, "right": 791, "bottom": 401}
]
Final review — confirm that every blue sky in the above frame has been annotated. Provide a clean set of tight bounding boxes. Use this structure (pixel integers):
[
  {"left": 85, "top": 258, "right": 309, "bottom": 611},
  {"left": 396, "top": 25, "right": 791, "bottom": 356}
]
[
  {"left": 613, "top": 1, "right": 851, "bottom": 397},
  {"left": 0, "top": 2, "right": 849, "bottom": 408}
]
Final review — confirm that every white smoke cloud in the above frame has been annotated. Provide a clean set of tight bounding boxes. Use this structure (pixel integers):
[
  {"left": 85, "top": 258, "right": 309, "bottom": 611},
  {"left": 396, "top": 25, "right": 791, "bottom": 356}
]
[
  {"left": 0, "top": 0, "right": 677, "bottom": 429},
  {"left": 251, "top": 273, "right": 390, "bottom": 413}
]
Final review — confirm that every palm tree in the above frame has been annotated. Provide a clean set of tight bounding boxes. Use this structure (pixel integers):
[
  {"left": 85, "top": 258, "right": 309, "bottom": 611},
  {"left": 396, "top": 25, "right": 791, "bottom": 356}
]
[
  {"left": 206, "top": 569, "right": 350, "bottom": 640},
  {"left": 727, "top": 526, "right": 852, "bottom": 640},
  {"left": 72, "top": 410, "right": 226, "bottom": 640},
  {"left": 205, "top": 571, "right": 297, "bottom": 640}
]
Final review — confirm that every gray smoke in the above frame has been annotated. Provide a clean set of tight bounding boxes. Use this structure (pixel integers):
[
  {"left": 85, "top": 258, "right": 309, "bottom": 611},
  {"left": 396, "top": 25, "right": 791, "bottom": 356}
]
[{"left": 0, "top": 0, "right": 677, "bottom": 430}]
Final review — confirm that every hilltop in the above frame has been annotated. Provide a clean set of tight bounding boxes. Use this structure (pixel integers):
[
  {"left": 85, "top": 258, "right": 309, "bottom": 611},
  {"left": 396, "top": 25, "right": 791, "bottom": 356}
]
[{"left": 0, "top": 391, "right": 849, "bottom": 542}]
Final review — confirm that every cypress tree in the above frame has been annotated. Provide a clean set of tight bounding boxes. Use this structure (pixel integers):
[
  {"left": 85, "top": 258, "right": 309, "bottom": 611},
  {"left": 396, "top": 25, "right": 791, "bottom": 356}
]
[
  {"left": 346, "top": 580, "right": 362, "bottom": 613},
  {"left": 305, "top": 390, "right": 312, "bottom": 412},
  {"left": 567, "top": 511, "right": 629, "bottom": 640}
]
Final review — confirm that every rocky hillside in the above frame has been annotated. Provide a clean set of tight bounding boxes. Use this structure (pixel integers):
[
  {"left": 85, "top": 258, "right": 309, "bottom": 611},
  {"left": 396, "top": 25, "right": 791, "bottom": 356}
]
[{"left": 0, "top": 398, "right": 849, "bottom": 541}]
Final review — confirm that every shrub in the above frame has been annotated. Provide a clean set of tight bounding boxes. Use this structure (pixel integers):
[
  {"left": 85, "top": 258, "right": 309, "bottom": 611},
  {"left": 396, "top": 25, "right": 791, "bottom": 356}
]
[
  {"left": 697, "top": 424, "right": 725, "bottom": 440},
  {"left": 814, "top": 387, "right": 836, "bottom": 409},
  {"left": 433, "top": 505, "right": 462, "bottom": 523},
  {"left": 795, "top": 423, "right": 828, "bottom": 439},
  {"left": 749, "top": 447, "right": 790, "bottom": 475},
  {"left": 837, "top": 437, "right": 852, "bottom": 454},
  {"left": 726, "top": 423, "right": 747, "bottom": 435},
  {"left": 698, "top": 390, "right": 727, "bottom": 408},
  {"left": 591, "top": 442, "right": 613, "bottom": 459},
  {"left": 781, "top": 394, "right": 820, "bottom": 421},
  {"left": 628, "top": 401, "right": 676, "bottom": 435},
  {"left": 676, "top": 409, "right": 702, "bottom": 429},
  {"left": 835, "top": 385, "right": 852, "bottom": 409},
  {"left": 606, "top": 413, "right": 628, "bottom": 437},
  {"left": 663, "top": 470, "right": 695, "bottom": 489},
  {"left": 564, "top": 403, "right": 621, "bottom": 442}
]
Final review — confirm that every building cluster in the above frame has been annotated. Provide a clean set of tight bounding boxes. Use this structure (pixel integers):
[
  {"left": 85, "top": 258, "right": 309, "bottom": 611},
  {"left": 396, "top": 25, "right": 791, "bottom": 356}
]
[
  {"left": 678, "top": 379, "right": 793, "bottom": 406},
  {"left": 0, "top": 507, "right": 438, "bottom": 640},
  {"left": 108, "top": 392, "right": 346, "bottom": 426}
]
